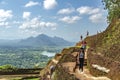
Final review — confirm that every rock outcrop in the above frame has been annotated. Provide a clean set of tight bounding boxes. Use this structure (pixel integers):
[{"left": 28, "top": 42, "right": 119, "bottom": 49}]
[
  {"left": 80, "top": 19, "right": 120, "bottom": 80},
  {"left": 40, "top": 47, "right": 80, "bottom": 80},
  {"left": 40, "top": 19, "right": 120, "bottom": 80}
]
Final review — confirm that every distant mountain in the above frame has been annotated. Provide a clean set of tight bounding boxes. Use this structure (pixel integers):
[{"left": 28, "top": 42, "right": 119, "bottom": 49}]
[
  {"left": 0, "top": 39, "right": 20, "bottom": 47},
  {"left": 19, "top": 34, "right": 74, "bottom": 47},
  {"left": 0, "top": 34, "right": 74, "bottom": 48}
]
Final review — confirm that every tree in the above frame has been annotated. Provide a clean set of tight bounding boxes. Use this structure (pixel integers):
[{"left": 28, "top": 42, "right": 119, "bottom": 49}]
[
  {"left": 102, "top": 0, "right": 120, "bottom": 22},
  {"left": 0, "top": 64, "right": 16, "bottom": 70}
]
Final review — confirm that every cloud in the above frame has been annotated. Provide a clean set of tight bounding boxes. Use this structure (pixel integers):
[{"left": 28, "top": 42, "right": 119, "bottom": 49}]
[
  {"left": 0, "top": 9, "right": 13, "bottom": 21},
  {"left": 23, "top": 12, "right": 31, "bottom": 19},
  {"left": 77, "top": 6, "right": 91, "bottom": 15},
  {"left": 13, "top": 21, "right": 21, "bottom": 24},
  {"left": 77, "top": 6, "right": 100, "bottom": 15},
  {"left": 25, "top": 1, "right": 39, "bottom": 7},
  {"left": 57, "top": 8, "right": 75, "bottom": 14},
  {"left": 0, "top": 22, "right": 9, "bottom": 27},
  {"left": 89, "top": 13, "right": 105, "bottom": 23},
  {"left": 89, "top": 8, "right": 100, "bottom": 14},
  {"left": 0, "top": 9, "right": 13, "bottom": 27},
  {"left": 19, "top": 17, "right": 57, "bottom": 30},
  {"left": 76, "top": 6, "right": 106, "bottom": 23},
  {"left": 59, "top": 16, "right": 81, "bottom": 24},
  {"left": 21, "top": 30, "right": 41, "bottom": 36},
  {"left": 43, "top": 0, "right": 57, "bottom": 10}
]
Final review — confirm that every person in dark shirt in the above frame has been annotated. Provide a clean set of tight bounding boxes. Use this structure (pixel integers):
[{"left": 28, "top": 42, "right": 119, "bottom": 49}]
[{"left": 79, "top": 48, "right": 85, "bottom": 72}]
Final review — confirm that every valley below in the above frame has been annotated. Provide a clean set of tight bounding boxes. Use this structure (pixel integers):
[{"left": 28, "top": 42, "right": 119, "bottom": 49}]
[{"left": 0, "top": 46, "right": 63, "bottom": 68}]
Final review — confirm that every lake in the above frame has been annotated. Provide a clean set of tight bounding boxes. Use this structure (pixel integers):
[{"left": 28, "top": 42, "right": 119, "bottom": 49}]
[{"left": 41, "top": 51, "right": 56, "bottom": 57}]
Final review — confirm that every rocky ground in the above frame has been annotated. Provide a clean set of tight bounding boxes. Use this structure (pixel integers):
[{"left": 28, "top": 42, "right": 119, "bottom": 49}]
[{"left": 40, "top": 50, "right": 111, "bottom": 80}]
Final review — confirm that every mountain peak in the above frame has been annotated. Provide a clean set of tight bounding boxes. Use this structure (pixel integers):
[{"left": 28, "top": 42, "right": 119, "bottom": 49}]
[{"left": 20, "top": 34, "right": 73, "bottom": 47}]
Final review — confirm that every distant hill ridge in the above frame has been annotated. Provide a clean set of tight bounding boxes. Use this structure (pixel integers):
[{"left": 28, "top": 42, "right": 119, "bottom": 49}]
[{"left": 0, "top": 34, "right": 74, "bottom": 47}]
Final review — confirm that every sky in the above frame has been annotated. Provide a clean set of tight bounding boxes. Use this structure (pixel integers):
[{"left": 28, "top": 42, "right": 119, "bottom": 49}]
[{"left": 0, "top": 0, "right": 108, "bottom": 42}]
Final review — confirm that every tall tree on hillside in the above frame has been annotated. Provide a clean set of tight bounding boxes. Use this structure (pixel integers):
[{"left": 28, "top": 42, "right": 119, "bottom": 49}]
[{"left": 102, "top": 0, "right": 120, "bottom": 22}]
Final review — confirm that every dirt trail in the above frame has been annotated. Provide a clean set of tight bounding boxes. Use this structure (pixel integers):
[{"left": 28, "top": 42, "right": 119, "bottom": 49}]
[
  {"left": 74, "top": 67, "right": 111, "bottom": 80},
  {"left": 49, "top": 52, "right": 111, "bottom": 80},
  {"left": 60, "top": 52, "right": 111, "bottom": 80},
  {"left": 52, "top": 59, "right": 58, "bottom": 64},
  {"left": 41, "top": 51, "right": 111, "bottom": 80}
]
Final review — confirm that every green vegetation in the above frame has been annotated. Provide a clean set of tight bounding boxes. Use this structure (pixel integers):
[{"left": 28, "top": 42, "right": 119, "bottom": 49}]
[
  {"left": 84, "top": 8, "right": 120, "bottom": 80},
  {"left": 102, "top": 0, "right": 120, "bottom": 22},
  {"left": 0, "top": 47, "right": 62, "bottom": 68},
  {"left": 87, "top": 19, "right": 120, "bottom": 61},
  {"left": 59, "top": 54, "right": 75, "bottom": 63},
  {"left": 25, "top": 78, "right": 39, "bottom": 80},
  {"left": 0, "top": 64, "right": 16, "bottom": 70}
]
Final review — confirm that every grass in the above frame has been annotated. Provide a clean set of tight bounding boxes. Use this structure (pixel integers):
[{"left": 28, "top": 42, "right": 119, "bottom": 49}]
[
  {"left": 23, "top": 78, "right": 39, "bottom": 80},
  {"left": 11, "top": 77, "right": 22, "bottom": 80}
]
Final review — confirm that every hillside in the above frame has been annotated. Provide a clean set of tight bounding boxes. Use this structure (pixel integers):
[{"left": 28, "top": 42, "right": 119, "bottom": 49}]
[
  {"left": 39, "top": 47, "right": 110, "bottom": 80},
  {"left": 84, "top": 19, "right": 120, "bottom": 61},
  {"left": 77, "top": 19, "right": 120, "bottom": 80},
  {"left": 39, "top": 47, "right": 80, "bottom": 80},
  {"left": 40, "top": 19, "right": 120, "bottom": 80}
]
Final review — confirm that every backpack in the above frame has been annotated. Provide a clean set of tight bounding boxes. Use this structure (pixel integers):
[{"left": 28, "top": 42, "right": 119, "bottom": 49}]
[{"left": 79, "top": 52, "right": 84, "bottom": 58}]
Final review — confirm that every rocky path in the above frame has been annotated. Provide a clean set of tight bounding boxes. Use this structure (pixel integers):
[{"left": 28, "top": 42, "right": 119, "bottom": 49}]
[
  {"left": 61, "top": 52, "right": 111, "bottom": 80},
  {"left": 42, "top": 51, "right": 111, "bottom": 80},
  {"left": 74, "top": 67, "right": 111, "bottom": 80},
  {"left": 51, "top": 56, "right": 111, "bottom": 80}
]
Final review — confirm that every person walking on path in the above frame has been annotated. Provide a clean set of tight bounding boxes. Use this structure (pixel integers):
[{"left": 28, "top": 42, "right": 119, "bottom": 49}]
[
  {"left": 81, "top": 41, "right": 87, "bottom": 51},
  {"left": 79, "top": 48, "right": 85, "bottom": 72}
]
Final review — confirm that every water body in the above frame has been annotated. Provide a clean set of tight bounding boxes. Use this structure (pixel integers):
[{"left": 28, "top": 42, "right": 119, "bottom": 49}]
[{"left": 41, "top": 51, "right": 56, "bottom": 57}]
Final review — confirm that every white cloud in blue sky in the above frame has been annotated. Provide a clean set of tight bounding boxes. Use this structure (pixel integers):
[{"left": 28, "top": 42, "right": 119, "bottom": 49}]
[
  {"left": 57, "top": 8, "right": 75, "bottom": 14},
  {"left": 43, "top": 0, "right": 57, "bottom": 10},
  {"left": 59, "top": 16, "right": 81, "bottom": 24},
  {"left": 19, "top": 17, "right": 57, "bottom": 30},
  {"left": 25, "top": 1, "right": 40, "bottom": 7},
  {"left": 76, "top": 6, "right": 101, "bottom": 15},
  {"left": 77, "top": 6, "right": 106, "bottom": 23},
  {"left": 0, "top": 0, "right": 108, "bottom": 41},
  {"left": 0, "top": 9, "right": 13, "bottom": 21},
  {"left": 23, "top": 12, "right": 31, "bottom": 19},
  {"left": 0, "top": 9, "right": 13, "bottom": 28},
  {"left": 89, "top": 13, "right": 105, "bottom": 23}
]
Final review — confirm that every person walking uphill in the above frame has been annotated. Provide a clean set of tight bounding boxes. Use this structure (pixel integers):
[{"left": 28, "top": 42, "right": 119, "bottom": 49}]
[
  {"left": 81, "top": 41, "right": 87, "bottom": 51},
  {"left": 79, "top": 48, "right": 85, "bottom": 72}
]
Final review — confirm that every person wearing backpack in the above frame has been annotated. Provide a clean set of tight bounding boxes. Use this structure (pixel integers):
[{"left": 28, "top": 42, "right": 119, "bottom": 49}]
[
  {"left": 81, "top": 41, "right": 87, "bottom": 51},
  {"left": 79, "top": 48, "right": 85, "bottom": 72}
]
